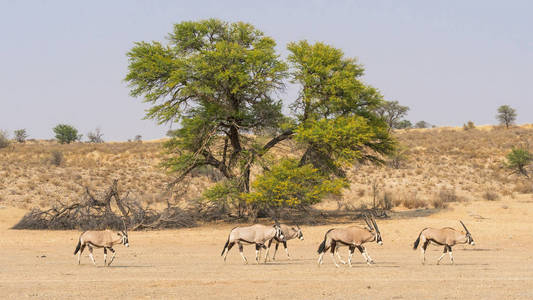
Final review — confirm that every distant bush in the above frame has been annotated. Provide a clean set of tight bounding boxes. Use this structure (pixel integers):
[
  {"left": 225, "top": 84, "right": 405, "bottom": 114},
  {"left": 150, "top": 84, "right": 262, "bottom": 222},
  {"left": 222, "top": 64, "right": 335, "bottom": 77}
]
[
  {"left": 395, "top": 120, "right": 412, "bottom": 129},
  {"left": 388, "top": 145, "right": 408, "bottom": 169},
  {"left": 134, "top": 134, "right": 142, "bottom": 142},
  {"left": 496, "top": 105, "right": 516, "bottom": 129},
  {"left": 463, "top": 121, "right": 475, "bottom": 131},
  {"left": 50, "top": 150, "right": 63, "bottom": 166},
  {"left": 0, "top": 130, "right": 9, "bottom": 148},
  {"left": 87, "top": 127, "right": 104, "bottom": 143},
  {"left": 53, "top": 124, "right": 79, "bottom": 144},
  {"left": 14, "top": 129, "right": 28, "bottom": 143},
  {"left": 414, "top": 121, "right": 431, "bottom": 129}
]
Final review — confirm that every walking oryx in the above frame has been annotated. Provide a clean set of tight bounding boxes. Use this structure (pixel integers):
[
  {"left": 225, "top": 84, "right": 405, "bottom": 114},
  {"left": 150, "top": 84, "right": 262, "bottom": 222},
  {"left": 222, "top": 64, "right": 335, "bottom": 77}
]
[
  {"left": 317, "top": 215, "right": 382, "bottom": 267},
  {"left": 73, "top": 220, "right": 129, "bottom": 266},
  {"left": 264, "top": 224, "right": 303, "bottom": 262},
  {"left": 413, "top": 220, "right": 475, "bottom": 265},
  {"left": 221, "top": 223, "right": 285, "bottom": 264}
]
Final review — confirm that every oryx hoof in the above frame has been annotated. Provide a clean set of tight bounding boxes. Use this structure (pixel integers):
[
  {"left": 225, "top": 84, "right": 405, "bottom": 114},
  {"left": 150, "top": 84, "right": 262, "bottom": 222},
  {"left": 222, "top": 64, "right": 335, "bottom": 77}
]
[{"left": 340, "top": 261, "right": 346, "bottom": 265}]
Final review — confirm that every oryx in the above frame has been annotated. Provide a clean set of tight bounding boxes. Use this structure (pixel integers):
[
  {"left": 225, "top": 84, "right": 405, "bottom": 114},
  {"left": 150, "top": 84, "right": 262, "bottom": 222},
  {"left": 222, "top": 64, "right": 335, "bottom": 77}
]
[
  {"left": 221, "top": 223, "right": 284, "bottom": 264},
  {"left": 264, "top": 224, "right": 303, "bottom": 262},
  {"left": 73, "top": 220, "right": 129, "bottom": 266},
  {"left": 413, "top": 220, "right": 475, "bottom": 265},
  {"left": 317, "top": 215, "right": 382, "bottom": 267}
]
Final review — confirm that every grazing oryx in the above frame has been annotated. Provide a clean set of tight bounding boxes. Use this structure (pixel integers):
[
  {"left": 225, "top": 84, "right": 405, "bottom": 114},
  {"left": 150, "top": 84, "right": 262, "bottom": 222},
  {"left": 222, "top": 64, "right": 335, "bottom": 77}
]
[
  {"left": 73, "top": 220, "right": 129, "bottom": 266},
  {"left": 264, "top": 224, "right": 304, "bottom": 262},
  {"left": 317, "top": 215, "right": 382, "bottom": 267},
  {"left": 221, "top": 223, "right": 285, "bottom": 264},
  {"left": 413, "top": 220, "right": 475, "bottom": 265}
]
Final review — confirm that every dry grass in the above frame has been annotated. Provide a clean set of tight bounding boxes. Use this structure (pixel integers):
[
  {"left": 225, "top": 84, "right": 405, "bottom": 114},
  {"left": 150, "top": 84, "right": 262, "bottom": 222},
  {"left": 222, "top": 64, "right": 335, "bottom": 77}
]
[{"left": 1, "top": 125, "right": 532, "bottom": 210}]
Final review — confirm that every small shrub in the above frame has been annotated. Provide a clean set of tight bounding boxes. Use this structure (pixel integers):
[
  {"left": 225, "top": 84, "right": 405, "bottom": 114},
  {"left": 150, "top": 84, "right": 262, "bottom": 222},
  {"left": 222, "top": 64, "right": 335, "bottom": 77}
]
[
  {"left": 380, "top": 191, "right": 393, "bottom": 210},
  {"left": 50, "top": 150, "right": 63, "bottom": 166},
  {"left": 14, "top": 129, "right": 28, "bottom": 143},
  {"left": 513, "top": 180, "right": 533, "bottom": 194},
  {"left": 431, "top": 196, "right": 448, "bottom": 209},
  {"left": 87, "top": 128, "right": 104, "bottom": 143},
  {"left": 463, "top": 121, "right": 475, "bottom": 131},
  {"left": 506, "top": 147, "right": 532, "bottom": 177},
  {"left": 482, "top": 190, "right": 500, "bottom": 201},
  {"left": 402, "top": 195, "right": 427, "bottom": 209},
  {"left": 438, "top": 188, "right": 459, "bottom": 203},
  {"left": 0, "top": 130, "right": 9, "bottom": 148},
  {"left": 134, "top": 135, "right": 142, "bottom": 142}
]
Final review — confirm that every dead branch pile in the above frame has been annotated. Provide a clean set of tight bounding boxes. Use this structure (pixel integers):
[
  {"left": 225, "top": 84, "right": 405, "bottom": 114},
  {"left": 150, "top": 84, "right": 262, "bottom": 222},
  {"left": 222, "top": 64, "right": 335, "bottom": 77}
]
[{"left": 12, "top": 180, "right": 197, "bottom": 230}]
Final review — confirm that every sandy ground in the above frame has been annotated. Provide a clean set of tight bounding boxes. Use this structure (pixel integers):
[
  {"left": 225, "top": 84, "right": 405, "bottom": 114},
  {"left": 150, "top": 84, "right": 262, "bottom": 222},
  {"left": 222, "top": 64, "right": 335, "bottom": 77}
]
[{"left": 1, "top": 197, "right": 533, "bottom": 299}]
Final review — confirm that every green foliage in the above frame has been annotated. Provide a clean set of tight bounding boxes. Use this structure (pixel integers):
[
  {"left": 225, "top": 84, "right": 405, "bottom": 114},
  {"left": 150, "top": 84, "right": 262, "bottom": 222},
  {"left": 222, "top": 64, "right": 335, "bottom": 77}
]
[
  {"left": 244, "top": 159, "right": 348, "bottom": 208},
  {"left": 497, "top": 105, "right": 517, "bottom": 129},
  {"left": 14, "top": 129, "right": 28, "bottom": 143},
  {"left": 53, "top": 124, "right": 78, "bottom": 144},
  {"left": 203, "top": 180, "right": 244, "bottom": 215},
  {"left": 125, "top": 20, "right": 396, "bottom": 217},
  {"left": 506, "top": 147, "right": 532, "bottom": 177},
  {"left": 295, "top": 115, "right": 392, "bottom": 167},
  {"left": 395, "top": 120, "right": 412, "bottom": 129},
  {"left": 288, "top": 40, "right": 394, "bottom": 171}
]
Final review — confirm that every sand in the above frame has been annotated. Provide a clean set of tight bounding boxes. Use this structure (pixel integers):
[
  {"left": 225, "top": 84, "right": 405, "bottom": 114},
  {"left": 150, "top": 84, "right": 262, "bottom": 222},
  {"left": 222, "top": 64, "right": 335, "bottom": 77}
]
[{"left": 1, "top": 197, "right": 532, "bottom": 299}]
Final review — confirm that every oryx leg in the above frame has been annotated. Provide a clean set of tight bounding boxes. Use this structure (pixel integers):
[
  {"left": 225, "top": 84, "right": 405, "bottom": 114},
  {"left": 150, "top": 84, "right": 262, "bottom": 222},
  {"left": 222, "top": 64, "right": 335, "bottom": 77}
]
[
  {"left": 238, "top": 242, "right": 247, "bottom": 264},
  {"left": 437, "top": 245, "right": 448, "bottom": 265},
  {"left": 273, "top": 241, "right": 280, "bottom": 260},
  {"left": 264, "top": 239, "right": 273, "bottom": 262},
  {"left": 348, "top": 246, "right": 355, "bottom": 267},
  {"left": 103, "top": 248, "right": 108, "bottom": 266},
  {"left": 255, "top": 244, "right": 262, "bottom": 264},
  {"left": 359, "top": 245, "right": 374, "bottom": 264},
  {"left": 223, "top": 242, "right": 235, "bottom": 262},
  {"left": 447, "top": 246, "right": 454, "bottom": 264},
  {"left": 282, "top": 241, "right": 290, "bottom": 260},
  {"left": 87, "top": 245, "right": 96, "bottom": 266},
  {"left": 330, "top": 241, "right": 339, "bottom": 267},
  {"left": 334, "top": 245, "right": 346, "bottom": 264},
  {"left": 107, "top": 247, "right": 116, "bottom": 266},
  {"left": 77, "top": 244, "right": 86, "bottom": 265}
]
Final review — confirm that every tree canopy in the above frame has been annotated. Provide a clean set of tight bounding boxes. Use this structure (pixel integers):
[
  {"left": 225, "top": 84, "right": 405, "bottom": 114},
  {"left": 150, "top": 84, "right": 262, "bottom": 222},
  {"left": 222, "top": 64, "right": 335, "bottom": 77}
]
[
  {"left": 125, "top": 19, "right": 395, "bottom": 218},
  {"left": 497, "top": 105, "right": 517, "bottom": 129},
  {"left": 53, "top": 124, "right": 78, "bottom": 144}
]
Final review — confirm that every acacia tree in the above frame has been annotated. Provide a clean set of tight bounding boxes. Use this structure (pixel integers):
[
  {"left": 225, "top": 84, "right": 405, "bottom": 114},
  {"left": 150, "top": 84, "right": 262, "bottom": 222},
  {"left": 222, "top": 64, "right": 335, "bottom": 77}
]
[
  {"left": 375, "top": 100, "right": 409, "bottom": 131},
  {"left": 125, "top": 20, "right": 394, "bottom": 217},
  {"left": 497, "top": 105, "right": 517, "bottom": 129},
  {"left": 53, "top": 124, "right": 79, "bottom": 144}
]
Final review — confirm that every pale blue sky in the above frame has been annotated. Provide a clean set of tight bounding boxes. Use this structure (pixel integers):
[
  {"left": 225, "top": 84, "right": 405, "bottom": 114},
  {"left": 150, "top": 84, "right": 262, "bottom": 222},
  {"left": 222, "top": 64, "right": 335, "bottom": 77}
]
[{"left": 1, "top": 0, "right": 531, "bottom": 141}]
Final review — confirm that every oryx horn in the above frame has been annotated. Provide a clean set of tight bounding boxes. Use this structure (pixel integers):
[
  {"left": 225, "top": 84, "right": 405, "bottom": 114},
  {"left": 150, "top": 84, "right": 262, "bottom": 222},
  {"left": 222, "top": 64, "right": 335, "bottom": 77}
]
[{"left": 459, "top": 220, "right": 470, "bottom": 234}]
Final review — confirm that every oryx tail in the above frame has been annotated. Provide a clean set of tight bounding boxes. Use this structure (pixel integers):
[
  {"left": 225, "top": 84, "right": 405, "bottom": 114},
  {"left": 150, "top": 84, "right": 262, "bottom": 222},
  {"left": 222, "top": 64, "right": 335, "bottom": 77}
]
[
  {"left": 221, "top": 227, "right": 237, "bottom": 256},
  {"left": 413, "top": 228, "right": 428, "bottom": 250},
  {"left": 317, "top": 229, "right": 335, "bottom": 254}
]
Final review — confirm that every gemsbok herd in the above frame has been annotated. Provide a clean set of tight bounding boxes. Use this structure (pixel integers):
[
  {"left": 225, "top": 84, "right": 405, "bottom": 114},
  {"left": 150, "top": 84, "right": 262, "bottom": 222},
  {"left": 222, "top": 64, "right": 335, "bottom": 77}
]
[{"left": 74, "top": 215, "right": 476, "bottom": 267}]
